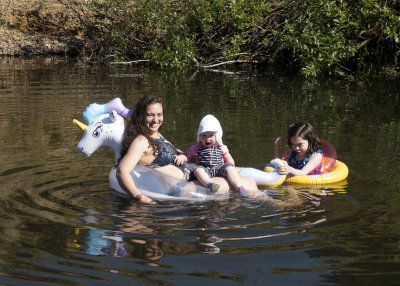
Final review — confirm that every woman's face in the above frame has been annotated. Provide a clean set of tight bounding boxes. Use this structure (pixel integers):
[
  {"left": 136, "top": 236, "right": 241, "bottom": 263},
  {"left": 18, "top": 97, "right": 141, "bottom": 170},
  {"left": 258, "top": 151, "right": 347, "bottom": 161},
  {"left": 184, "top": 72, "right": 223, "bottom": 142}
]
[{"left": 145, "top": 103, "right": 163, "bottom": 135}]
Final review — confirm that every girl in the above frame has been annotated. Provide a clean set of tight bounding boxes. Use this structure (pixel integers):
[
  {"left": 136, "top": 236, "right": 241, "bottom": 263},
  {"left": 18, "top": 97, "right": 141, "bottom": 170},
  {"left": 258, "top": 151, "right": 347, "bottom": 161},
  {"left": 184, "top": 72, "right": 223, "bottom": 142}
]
[{"left": 274, "top": 122, "right": 323, "bottom": 176}]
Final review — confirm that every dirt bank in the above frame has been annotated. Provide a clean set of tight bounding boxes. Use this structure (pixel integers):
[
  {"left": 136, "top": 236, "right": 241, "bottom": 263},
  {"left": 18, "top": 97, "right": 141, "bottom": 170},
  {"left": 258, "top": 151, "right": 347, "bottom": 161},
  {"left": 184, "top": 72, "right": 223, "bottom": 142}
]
[{"left": 0, "top": 0, "right": 85, "bottom": 55}]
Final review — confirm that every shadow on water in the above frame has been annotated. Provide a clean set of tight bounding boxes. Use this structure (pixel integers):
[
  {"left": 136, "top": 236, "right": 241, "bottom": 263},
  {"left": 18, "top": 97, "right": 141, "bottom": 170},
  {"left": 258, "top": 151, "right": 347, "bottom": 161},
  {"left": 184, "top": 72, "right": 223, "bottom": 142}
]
[{"left": 0, "top": 56, "right": 399, "bottom": 285}]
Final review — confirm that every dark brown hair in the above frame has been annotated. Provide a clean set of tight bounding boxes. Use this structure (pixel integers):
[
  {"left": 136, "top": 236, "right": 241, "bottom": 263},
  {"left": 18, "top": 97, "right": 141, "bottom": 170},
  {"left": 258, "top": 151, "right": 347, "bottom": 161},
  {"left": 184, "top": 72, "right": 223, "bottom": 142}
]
[
  {"left": 287, "top": 122, "right": 321, "bottom": 154},
  {"left": 119, "top": 95, "right": 163, "bottom": 161}
]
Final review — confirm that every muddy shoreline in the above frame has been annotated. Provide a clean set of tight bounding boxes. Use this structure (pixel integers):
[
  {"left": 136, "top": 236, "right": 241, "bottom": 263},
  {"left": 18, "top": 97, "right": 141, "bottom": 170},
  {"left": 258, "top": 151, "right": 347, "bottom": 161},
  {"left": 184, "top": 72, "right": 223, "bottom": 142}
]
[{"left": 0, "top": 0, "right": 84, "bottom": 56}]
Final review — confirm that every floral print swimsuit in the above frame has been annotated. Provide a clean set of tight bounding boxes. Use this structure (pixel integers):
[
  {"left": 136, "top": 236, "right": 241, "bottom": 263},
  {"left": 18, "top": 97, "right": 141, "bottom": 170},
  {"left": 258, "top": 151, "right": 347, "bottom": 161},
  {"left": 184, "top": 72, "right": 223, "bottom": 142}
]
[{"left": 148, "top": 136, "right": 194, "bottom": 180}]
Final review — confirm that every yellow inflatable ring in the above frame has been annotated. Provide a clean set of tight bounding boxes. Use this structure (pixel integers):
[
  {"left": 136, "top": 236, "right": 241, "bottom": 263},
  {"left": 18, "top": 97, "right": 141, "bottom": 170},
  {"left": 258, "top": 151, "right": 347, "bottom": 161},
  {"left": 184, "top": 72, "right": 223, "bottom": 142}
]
[{"left": 266, "top": 160, "right": 348, "bottom": 185}]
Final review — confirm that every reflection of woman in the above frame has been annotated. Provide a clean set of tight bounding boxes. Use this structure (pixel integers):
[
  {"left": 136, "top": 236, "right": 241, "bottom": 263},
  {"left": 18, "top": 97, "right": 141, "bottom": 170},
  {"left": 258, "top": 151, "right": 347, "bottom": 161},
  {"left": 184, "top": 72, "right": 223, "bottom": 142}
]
[{"left": 116, "top": 95, "right": 258, "bottom": 203}]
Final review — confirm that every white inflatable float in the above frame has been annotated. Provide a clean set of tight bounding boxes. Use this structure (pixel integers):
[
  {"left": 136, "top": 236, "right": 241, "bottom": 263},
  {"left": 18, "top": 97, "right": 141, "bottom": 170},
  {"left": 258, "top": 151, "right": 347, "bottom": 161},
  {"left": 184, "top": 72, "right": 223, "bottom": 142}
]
[{"left": 73, "top": 99, "right": 286, "bottom": 201}]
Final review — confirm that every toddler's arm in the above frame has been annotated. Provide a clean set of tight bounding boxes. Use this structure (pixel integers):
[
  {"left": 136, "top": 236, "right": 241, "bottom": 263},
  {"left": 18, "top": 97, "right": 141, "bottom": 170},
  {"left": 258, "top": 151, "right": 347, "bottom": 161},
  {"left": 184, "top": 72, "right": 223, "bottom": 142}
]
[
  {"left": 221, "top": 145, "right": 235, "bottom": 165},
  {"left": 184, "top": 143, "right": 200, "bottom": 162}
]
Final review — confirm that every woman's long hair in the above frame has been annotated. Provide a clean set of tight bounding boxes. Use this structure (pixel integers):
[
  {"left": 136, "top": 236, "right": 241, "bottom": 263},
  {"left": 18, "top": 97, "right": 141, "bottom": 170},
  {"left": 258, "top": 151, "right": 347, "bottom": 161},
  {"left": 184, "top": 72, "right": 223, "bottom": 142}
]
[
  {"left": 287, "top": 122, "right": 321, "bottom": 154},
  {"left": 119, "top": 95, "right": 163, "bottom": 162}
]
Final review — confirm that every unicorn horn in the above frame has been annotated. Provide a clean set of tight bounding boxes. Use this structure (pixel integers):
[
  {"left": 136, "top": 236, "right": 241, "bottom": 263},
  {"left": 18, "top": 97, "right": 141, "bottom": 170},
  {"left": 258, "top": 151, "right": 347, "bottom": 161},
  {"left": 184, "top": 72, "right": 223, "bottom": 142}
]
[{"left": 73, "top": 119, "right": 88, "bottom": 131}]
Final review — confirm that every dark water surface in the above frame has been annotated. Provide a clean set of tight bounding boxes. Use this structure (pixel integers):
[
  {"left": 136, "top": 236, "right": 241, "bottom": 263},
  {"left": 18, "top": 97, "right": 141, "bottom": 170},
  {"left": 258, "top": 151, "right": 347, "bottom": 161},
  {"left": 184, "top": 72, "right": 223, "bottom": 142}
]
[{"left": 0, "top": 57, "right": 399, "bottom": 285}]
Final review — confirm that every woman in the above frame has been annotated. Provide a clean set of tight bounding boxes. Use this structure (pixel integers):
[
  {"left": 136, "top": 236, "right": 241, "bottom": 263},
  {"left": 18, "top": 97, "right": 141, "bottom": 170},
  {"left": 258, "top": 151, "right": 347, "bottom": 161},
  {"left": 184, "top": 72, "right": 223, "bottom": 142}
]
[{"left": 116, "top": 95, "right": 258, "bottom": 203}]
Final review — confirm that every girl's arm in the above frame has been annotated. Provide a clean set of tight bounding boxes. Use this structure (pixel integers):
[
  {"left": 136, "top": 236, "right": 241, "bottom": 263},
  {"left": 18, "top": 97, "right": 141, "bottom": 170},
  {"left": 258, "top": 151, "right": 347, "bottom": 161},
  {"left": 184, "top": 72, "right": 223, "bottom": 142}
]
[
  {"left": 274, "top": 137, "right": 283, "bottom": 159},
  {"left": 277, "top": 152, "right": 323, "bottom": 176},
  {"left": 116, "top": 135, "right": 154, "bottom": 203}
]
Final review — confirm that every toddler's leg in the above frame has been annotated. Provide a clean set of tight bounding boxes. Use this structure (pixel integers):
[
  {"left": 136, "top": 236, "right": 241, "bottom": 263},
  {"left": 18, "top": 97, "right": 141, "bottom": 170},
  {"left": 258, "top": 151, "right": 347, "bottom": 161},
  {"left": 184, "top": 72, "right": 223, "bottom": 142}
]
[
  {"left": 225, "top": 165, "right": 249, "bottom": 198},
  {"left": 194, "top": 168, "right": 220, "bottom": 193},
  {"left": 226, "top": 166, "right": 241, "bottom": 189}
]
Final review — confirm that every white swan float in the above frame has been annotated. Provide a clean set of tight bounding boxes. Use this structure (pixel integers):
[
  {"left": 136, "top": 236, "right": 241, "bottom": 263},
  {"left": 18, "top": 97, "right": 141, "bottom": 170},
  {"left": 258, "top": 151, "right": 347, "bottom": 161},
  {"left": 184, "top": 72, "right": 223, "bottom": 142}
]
[{"left": 73, "top": 99, "right": 286, "bottom": 201}]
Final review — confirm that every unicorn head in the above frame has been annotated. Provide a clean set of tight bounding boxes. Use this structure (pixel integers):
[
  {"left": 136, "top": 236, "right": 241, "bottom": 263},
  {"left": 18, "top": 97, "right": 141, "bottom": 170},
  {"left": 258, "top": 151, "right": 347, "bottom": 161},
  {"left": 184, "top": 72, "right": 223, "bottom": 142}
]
[{"left": 73, "top": 110, "right": 126, "bottom": 163}]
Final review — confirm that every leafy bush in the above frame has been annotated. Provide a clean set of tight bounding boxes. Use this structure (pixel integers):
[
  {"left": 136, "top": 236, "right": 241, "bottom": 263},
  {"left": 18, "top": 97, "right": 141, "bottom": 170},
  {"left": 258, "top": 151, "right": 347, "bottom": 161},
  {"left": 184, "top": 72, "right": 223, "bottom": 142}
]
[
  {"left": 60, "top": 0, "right": 400, "bottom": 78},
  {"left": 275, "top": 0, "right": 400, "bottom": 77}
]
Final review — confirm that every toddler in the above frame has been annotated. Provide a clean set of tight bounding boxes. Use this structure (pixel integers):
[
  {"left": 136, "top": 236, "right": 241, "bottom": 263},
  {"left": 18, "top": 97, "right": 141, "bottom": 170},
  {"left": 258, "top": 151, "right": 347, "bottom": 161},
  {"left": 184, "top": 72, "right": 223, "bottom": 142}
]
[{"left": 176, "top": 115, "right": 248, "bottom": 197}]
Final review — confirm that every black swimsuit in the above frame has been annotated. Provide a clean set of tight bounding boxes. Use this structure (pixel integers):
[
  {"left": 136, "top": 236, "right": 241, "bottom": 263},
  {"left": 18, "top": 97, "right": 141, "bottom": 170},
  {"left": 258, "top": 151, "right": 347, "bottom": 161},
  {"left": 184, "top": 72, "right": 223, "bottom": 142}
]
[{"left": 148, "top": 136, "right": 194, "bottom": 180}]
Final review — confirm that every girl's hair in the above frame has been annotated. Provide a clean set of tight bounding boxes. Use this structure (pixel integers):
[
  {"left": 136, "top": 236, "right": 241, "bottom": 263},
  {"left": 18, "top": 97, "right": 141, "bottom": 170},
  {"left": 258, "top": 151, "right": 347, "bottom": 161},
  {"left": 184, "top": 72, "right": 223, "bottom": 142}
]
[
  {"left": 119, "top": 95, "right": 163, "bottom": 162},
  {"left": 287, "top": 122, "right": 321, "bottom": 154}
]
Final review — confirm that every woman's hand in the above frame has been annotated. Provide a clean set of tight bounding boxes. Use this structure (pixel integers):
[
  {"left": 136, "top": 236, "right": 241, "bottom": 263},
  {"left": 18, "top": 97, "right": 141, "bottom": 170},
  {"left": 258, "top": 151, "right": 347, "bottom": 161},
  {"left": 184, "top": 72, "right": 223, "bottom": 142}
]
[
  {"left": 140, "top": 194, "right": 155, "bottom": 204},
  {"left": 174, "top": 154, "right": 187, "bottom": 165}
]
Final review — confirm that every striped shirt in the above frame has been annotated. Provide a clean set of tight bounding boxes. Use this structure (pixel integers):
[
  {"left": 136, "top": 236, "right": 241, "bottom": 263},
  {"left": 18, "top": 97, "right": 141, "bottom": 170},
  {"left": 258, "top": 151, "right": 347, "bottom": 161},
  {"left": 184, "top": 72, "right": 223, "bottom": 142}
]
[{"left": 184, "top": 142, "right": 234, "bottom": 169}]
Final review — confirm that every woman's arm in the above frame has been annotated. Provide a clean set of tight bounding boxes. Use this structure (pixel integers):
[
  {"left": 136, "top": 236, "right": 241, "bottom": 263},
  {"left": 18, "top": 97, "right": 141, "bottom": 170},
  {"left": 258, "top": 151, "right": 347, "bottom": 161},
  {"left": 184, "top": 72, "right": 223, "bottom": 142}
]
[
  {"left": 174, "top": 147, "right": 188, "bottom": 165},
  {"left": 174, "top": 154, "right": 188, "bottom": 165},
  {"left": 116, "top": 135, "right": 154, "bottom": 203}
]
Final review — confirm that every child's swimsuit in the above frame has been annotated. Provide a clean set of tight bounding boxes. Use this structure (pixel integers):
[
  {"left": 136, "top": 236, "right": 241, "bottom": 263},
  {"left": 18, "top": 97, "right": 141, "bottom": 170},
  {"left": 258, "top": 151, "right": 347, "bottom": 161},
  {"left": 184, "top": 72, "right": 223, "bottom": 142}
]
[
  {"left": 287, "top": 149, "right": 322, "bottom": 175},
  {"left": 148, "top": 136, "right": 194, "bottom": 180},
  {"left": 185, "top": 142, "right": 234, "bottom": 179}
]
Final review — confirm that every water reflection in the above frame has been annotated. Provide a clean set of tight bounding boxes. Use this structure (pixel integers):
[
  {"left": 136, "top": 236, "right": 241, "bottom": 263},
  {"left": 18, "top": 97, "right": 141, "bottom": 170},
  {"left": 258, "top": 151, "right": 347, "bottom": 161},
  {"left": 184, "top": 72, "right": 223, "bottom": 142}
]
[{"left": 70, "top": 186, "right": 337, "bottom": 270}]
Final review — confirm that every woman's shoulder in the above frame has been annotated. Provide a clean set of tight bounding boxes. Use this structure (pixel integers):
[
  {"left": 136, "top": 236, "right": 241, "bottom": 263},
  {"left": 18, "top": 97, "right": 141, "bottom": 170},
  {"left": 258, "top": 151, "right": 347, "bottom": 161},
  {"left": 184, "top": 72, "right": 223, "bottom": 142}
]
[
  {"left": 134, "top": 134, "right": 149, "bottom": 142},
  {"left": 130, "top": 134, "right": 150, "bottom": 150}
]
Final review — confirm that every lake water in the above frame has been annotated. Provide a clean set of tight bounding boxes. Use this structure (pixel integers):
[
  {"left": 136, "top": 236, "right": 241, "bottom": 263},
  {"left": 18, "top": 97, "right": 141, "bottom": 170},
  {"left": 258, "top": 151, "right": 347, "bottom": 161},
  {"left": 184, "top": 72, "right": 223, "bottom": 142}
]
[{"left": 0, "top": 56, "right": 399, "bottom": 286}]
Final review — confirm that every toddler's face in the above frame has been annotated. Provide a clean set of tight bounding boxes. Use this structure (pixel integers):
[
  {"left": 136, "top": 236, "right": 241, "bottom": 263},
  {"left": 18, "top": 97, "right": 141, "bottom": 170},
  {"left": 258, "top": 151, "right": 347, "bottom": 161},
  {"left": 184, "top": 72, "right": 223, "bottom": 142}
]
[
  {"left": 199, "top": 131, "right": 217, "bottom": 147},
  {"left": 290, "top": 136, "right": 309, "bottom": 155}
]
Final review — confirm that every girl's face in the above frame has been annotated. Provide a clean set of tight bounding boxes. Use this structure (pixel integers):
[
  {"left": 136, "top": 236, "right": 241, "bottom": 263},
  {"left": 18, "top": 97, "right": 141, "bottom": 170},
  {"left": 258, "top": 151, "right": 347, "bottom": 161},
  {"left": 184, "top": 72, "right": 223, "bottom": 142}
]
[
  {"left": 290, "top": 136, "right": 309, "bottom": 155},
  {"left": 145, "top": 103, "right": 163, "bottom": 135},
  {"left": 199, "top": 131, "right": 217, "bottom": 147}
]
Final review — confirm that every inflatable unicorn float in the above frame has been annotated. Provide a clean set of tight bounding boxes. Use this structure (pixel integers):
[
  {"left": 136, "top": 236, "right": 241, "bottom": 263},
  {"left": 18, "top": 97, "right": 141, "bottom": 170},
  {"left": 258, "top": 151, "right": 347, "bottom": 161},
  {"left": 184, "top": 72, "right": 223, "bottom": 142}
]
[{"left": 73, "top": 98, "right": 287, "bottom": 201}]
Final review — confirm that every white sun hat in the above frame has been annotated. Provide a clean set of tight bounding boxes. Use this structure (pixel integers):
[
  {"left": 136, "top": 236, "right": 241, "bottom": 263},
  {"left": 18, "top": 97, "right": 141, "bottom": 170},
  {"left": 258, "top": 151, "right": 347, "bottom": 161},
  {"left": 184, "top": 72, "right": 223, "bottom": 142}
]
[{"left": 197, "top": 114, "right": 223, "bottom": 145}]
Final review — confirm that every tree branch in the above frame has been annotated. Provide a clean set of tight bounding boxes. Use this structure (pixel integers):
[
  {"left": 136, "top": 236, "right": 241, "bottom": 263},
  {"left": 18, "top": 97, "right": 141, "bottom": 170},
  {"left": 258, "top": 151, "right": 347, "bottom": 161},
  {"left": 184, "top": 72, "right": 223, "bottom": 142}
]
[
  {"left": 109, "top": 60, "right": 150, "bottom": 65},
  {"left": 198, "top": 60, "right": 257, "bottom": 68}
]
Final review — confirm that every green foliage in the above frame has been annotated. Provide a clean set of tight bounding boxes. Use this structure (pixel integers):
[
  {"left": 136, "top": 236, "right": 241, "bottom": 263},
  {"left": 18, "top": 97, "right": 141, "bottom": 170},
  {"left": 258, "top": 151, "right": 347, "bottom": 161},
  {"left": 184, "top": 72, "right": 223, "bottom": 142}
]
[
  {"left": 74, "top": 0, "right": 399, "bottom": 78},
  {"left": 277, "top": 1, "right": 359, "bottom": 77},
  {"left": 275, "top": 0, "right": 400, "bottom": 77},
  {"left": 145, "top": 36, "right": 196, "bottom": 69},
  {"left": 186, "top": 0, "right": 270, "bottom": 59}
]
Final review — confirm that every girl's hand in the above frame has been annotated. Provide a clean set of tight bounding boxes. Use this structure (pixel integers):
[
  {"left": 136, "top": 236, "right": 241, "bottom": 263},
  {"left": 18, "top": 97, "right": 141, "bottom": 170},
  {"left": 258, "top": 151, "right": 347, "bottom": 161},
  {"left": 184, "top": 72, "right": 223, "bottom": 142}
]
[
  {"left": 274, "top": 137, "right": 284, "bottom": 158},
  {"left": 275, "top": 137, "right": 284, "bottom": 147},
  {"left": 276, "top": 160, "right": 289, "bottom": 175},
  {"left": 174, "top": 154, "right": 187, "bottom": 165}
]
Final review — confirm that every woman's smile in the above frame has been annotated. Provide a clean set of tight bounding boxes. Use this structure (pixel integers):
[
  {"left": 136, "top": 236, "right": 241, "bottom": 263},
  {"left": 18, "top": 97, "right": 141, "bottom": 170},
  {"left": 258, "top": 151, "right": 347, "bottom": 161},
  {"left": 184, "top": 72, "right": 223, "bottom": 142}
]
[{"left": 145, "top": 103, "right": 163, "bottom": 134}]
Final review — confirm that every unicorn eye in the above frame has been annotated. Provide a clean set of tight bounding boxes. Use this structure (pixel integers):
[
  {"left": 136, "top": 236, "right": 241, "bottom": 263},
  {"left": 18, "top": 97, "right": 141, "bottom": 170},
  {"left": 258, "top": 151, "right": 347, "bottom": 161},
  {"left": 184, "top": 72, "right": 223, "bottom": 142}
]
[{"left": 92, "top": 127, "right": 101, "bottom": 138}]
